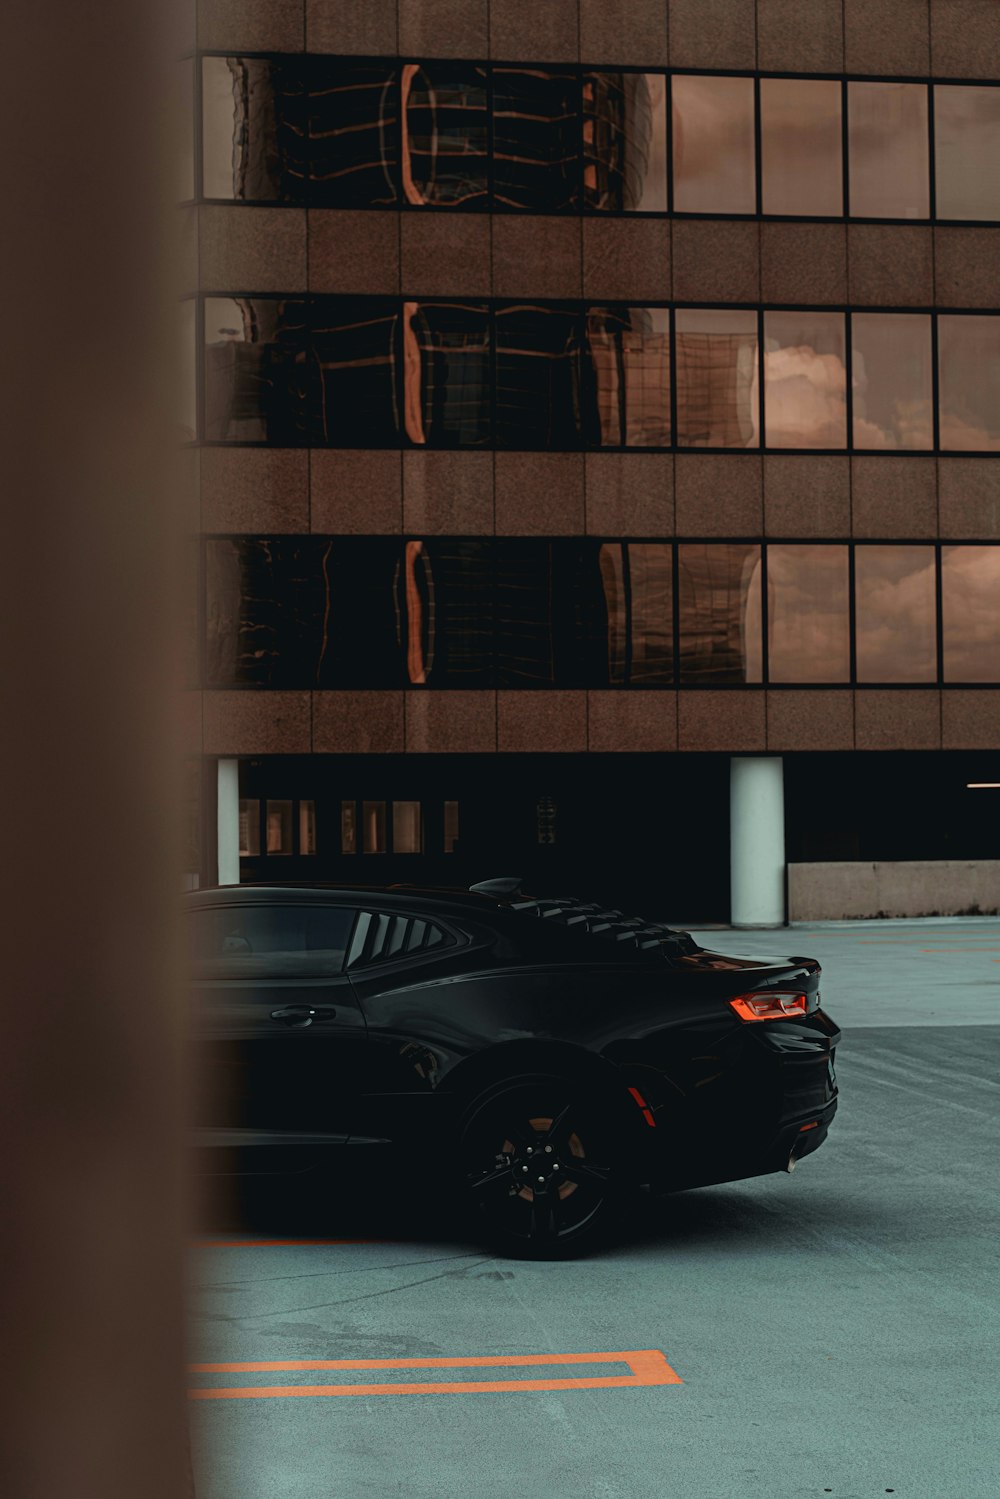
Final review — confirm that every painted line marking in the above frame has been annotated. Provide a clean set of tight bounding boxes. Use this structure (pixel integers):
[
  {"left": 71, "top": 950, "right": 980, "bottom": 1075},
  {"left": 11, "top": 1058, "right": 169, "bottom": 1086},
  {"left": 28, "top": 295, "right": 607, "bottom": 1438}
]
[{"left": 188, "top": 1349, "right": 681, "bottom": 1400}]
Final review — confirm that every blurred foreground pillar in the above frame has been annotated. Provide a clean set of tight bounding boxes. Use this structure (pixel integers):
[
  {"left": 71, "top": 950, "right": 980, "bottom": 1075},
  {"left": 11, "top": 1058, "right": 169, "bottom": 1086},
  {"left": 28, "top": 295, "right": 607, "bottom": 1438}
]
[{"left": 0, "top": 0, "right": 193, "bottom": 1495}]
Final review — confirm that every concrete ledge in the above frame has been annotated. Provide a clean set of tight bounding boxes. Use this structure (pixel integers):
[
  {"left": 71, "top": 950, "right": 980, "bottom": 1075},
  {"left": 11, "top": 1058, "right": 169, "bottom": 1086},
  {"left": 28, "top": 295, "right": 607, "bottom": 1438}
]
[{"left": 789, "top": 860, "right": 1000, "bottom": 920}]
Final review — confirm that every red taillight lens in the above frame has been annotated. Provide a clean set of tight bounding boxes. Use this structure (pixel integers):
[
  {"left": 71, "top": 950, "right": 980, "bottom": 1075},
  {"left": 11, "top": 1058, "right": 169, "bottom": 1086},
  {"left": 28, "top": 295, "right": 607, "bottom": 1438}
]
[{"left": 729, "top": 991, "right": 810, "bottom": 1022}]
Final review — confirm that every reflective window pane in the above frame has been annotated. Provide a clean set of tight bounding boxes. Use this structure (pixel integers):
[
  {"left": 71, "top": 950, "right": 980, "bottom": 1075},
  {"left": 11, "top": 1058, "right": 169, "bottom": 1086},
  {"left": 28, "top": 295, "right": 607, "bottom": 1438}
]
[
  {"left": 764, "top": 311, "right": 847, "bottom": 449},
  {"left": 760, "top": 79, "right": 842, "bottom": 217},
  {"left": 204, "top": 538, "right": 327, "bottom": 687},
  {"left": 586, "top": 307, "right": 670, "bottom": 447},
  {"left": 675, "top": 309, "right": 759, "bottom": 448},
  {"left": 401, "top": 63, "right": 487, "bottom": 207},
  {"left": 938, "top": 315, "right": 1000, "bottom": 451},
  {"left": 678, "top": 544, "right": 762, "bottom": 683},
  {"left": 299, "top": 800, "right": 317, "bottom": 855},
  {"left": 671, "top": 74, "right": 756, "bottom": 215},
  {"left": 363, "top": 801, "right": 387, "bottom": 853},
  {"left": 851, "top": 313, "right": 933, "bottom": 450},
  {"left": 598, "top": 544, "right": 627, "bottom": 683},
  {"left": 942, "top": 547, "right": 1000, "bottom": 682},
  {"left": 202, "top": 56, "right": 308, "bottom": 201},
  {"left": 203, "top": 296, "right": 310, "bottom": 442},
  {"left": 393, "top": 801, "right": 423, "bottom": 853},
  {"left": 443, "top": 802, "right": 460, "bottom": 853},
  {"left": 495, "top": 304, "right": 582, "bottom": 449},
  {"left": 848, "top": 82, "right": 929, "bottom": 220},
  {"left": 307, "top": 61, "right": 399, "bottom": 206},
  {"left": 495, "top": 542, "right": 561, "bottom": 685},
  {"left": 403, "top": 301, "right": 490, "bottom": 447},
  {"left": 493, "top": 68, "right": 581, "bottom": 211},
  {"left": 406, "top": 540, "right": 494, "bottom": 686},
  {"left": 266, "top": 799, "right": 293, "bottom": 854},
  {"left": 311, "top": 298, "right": 400, "bottom": 446},
  {"left": 584, "top": 72, "right": 667, "bottom": 212},
  {"left": 628, "top": 544, "right": 673, "bottom": 684},
  {"left": 767, "top": 545, "right": 850, "bottom": 683},
  {"left": 341, "top": 801, "right": 357, "bottom": 854},
  {"left": 322, "top": 539, "right": 404, "bottom": 688},
  {"left": 238, "top": 799, "right": 260, "bottom": 857},
  {"left": 935, "top": 86, "right": 1000, "bottom": 221},
  {"left": 855, "top": 546, "right": 937, "bottom": 683}
]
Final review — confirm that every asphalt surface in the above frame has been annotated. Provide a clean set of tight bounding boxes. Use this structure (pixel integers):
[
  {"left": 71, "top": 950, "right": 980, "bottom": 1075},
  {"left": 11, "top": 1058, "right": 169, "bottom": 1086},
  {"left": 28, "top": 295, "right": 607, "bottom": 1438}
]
[{"left": 190, "top": 920, "right": 1000, "bottom": 1499}]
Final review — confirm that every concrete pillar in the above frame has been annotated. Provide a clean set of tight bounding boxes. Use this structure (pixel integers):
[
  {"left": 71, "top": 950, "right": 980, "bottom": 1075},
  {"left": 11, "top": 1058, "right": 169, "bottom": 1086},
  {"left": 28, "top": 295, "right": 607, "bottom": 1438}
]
[
  {"left": 731, "top": 756, "right": 786, "bottom": 927},
  {"left": 217, "top": 758, "right": 241, "bottom": 886}
]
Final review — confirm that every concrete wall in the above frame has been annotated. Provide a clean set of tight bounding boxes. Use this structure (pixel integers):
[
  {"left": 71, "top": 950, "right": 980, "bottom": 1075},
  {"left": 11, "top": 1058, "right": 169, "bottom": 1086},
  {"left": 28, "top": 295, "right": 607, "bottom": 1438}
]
[{"left": 789, "top": 861, "right": 1000, "bottom": 921}]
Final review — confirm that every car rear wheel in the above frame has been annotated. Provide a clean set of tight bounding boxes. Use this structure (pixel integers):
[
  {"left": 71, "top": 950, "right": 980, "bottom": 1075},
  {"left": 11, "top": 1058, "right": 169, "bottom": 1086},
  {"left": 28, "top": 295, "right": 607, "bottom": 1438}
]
[{"left": 460, "top": 1077, "right": 625, "bottom": 1258}]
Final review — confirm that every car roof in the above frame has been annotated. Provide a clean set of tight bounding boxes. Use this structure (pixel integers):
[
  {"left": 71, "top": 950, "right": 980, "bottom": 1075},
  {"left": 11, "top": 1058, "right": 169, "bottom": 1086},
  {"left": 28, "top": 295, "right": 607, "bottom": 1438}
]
[
  {"left": 184, "top": 882, "right": 504, "bottom": 917},
  {"left": 183, "top": 882, "right": 695, "bottom": 955}
]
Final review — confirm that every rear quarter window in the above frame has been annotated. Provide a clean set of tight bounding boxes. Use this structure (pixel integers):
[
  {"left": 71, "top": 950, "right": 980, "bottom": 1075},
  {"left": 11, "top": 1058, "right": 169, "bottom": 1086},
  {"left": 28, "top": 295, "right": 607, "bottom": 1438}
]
[{"left": 188, "top": 904, "right": 357, "bottom": 979}]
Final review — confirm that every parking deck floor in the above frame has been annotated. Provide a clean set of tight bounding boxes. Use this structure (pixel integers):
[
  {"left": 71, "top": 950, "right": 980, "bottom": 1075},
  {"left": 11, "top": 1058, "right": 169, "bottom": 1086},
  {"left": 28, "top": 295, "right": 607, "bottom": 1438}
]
[{"left": 191, "top": 920, "right": 1000, "bottom": 1499}]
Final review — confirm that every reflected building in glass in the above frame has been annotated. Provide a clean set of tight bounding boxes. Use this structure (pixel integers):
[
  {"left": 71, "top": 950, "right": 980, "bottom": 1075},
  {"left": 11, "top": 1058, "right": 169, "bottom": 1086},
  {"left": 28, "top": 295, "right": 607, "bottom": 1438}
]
[{"left": 182, "top": 2, "right": 1000, "bottom": 922}]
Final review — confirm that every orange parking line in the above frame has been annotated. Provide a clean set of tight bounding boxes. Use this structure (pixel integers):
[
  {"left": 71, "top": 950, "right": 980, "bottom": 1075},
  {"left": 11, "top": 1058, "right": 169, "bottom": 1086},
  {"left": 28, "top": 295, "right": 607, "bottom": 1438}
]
[{"left": 189, "top": 1349, "right": 681, "bottom": 1399}]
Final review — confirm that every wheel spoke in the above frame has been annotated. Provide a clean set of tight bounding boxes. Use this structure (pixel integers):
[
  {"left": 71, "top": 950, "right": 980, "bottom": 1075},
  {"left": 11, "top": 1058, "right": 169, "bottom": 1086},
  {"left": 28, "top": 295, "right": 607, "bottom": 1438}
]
[
  {"left": 559, "top": 1159, "right": 611, "bottom": 1192},
  {"left": 468, "top": 1163, "right": 514, "bottom": 1196},
  {"left": 528, "top": 1188, "right": 561, "bottom": 1242},
  {"left": 543, "top": 1104, "right": 574, "bottom": 1149}
]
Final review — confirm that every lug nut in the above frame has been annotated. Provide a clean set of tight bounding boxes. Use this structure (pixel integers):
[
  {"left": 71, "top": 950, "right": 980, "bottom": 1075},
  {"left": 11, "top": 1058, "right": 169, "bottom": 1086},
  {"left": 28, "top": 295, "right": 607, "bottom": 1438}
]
[
  {"left": 522, "top": 1166, "right": 529, "bottom": 1174},
  {"left": 544, "top": 1145, "right": 553, "bottom": 1154},
  {"left": 552, "top": 1163, "right": 560, "bottom": 1171},
  {"left": 526, "top": 1147, "right": 533, "bottom": 1155},
  {"left": 537, "top": 1176, "right": 545, "bottom": 1184}
]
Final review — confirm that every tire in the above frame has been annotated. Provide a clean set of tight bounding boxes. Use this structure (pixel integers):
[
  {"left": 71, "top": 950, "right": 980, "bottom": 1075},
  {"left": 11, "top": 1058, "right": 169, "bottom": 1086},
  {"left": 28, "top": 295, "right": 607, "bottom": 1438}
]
[{"left": 459, "top": 1075, "right": 628, "bottom": 1259}]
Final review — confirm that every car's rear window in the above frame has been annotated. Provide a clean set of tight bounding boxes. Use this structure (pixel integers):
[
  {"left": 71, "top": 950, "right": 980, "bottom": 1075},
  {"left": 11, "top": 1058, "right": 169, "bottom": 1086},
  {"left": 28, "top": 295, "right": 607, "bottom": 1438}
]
[{"left": 188, "top": 904, "right": 356, "bottom": 979}]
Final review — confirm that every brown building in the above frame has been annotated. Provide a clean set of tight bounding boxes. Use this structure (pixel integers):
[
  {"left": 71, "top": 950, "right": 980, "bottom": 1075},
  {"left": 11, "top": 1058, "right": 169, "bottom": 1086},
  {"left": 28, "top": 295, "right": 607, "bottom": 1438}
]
[{"left": 181, "top": 0, "right": 1000, "bottom": 923}]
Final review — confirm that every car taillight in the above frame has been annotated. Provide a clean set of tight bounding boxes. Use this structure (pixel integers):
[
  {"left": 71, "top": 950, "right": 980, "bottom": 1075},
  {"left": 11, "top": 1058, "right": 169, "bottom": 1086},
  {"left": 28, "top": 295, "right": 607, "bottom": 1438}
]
[{"left": 729, "top": 991, "right": 810, "bottom": 1022}]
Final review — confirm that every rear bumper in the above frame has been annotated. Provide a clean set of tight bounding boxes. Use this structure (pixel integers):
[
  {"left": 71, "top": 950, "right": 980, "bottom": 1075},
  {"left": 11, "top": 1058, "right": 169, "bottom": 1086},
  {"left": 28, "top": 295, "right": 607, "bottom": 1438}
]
[{"left": 639, "top": 1009, "right": 840, "bottom": 1190}]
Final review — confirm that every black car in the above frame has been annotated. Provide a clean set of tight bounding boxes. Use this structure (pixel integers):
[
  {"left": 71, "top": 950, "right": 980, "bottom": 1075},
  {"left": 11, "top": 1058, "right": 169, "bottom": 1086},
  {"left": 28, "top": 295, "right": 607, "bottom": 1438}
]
[{"left": 188, "top": 879, "right": 839, "bottom": 1255}]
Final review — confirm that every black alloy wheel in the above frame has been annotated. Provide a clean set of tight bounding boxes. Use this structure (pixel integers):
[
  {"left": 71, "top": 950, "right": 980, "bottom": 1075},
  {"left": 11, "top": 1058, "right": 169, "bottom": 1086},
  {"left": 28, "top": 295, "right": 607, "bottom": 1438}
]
[{"left": 460, "top": 1078, "right": 623, "bottom": 1258}]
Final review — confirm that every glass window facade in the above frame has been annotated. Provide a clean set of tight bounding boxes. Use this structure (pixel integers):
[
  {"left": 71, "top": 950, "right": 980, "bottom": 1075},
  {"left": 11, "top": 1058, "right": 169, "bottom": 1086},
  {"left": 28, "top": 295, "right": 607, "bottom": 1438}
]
[
  {"left": 196, "top": 59, "right": 1000, "bottom": 223},
  {"left": 675, "top": 309, "right": 759, "bottom": 448},
  {"left": 942, "top": 548, "right": 1000, "bottom": 682},
  {"left": 934, "top": 86, "right": 1000, "bottom": 222},
  {"left": 767, "top": 545, "right": 850, "bottom": 683},
  {"left": 760, "top": 79, "right": 843, "bottom": 217},
  {"left": 677, "top": 544, "right": 762, "bottom": 684},
  {"left": 855, "top": 546, "right": 937, "bottom": 684},
  {"left": 763, "top": 312, "right": 847, "bottom": 449},
  {"left": 402, "top": 64, "right": 488, "bottom": 207},
  {"left": 671, "top": 74, "right": 756, "bottom": 215},
  {"left": 851, "top": 313, "right": 933, "bottom": 451},
  {"left": 848, "top": 82, "right": 929, "bottom": 220},
  {"left": 202, "top": 538, "right": 1000, "bottom": 688},
  {"left": 197, "top": 298, "right": 1000, "bottom": 454},
  {"left": 585, "top": 72, "right": 667, "bottom": 212},
  {"left": 938, "top": 315, "right": 1000, "bottom": 451}
]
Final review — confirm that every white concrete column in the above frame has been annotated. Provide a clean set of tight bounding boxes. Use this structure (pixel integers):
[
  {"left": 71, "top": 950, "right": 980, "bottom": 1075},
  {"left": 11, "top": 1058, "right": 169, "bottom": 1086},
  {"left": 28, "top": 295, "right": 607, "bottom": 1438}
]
[
  {"left": 730, "top": 756, "right": 785, "bottom": 927},
  {"left": 216, "top": 758, "right": 241, "bottom": 887}
]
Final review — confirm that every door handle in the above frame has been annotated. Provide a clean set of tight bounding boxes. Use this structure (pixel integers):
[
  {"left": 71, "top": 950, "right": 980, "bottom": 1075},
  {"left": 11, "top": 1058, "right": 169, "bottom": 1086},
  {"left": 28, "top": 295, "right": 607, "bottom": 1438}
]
[{"left": 270, "top": 1005, "right": 338, "bottom": 1028}]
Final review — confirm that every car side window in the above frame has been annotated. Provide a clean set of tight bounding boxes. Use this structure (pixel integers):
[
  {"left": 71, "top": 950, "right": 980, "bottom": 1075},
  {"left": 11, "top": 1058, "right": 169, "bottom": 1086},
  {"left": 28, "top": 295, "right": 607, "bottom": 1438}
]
[
  {"left": 346, "top": 910, "right": 456, "bottom": 969},
  {"left": 189, "top": 904, "right": 358, "bottom": 979}
]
